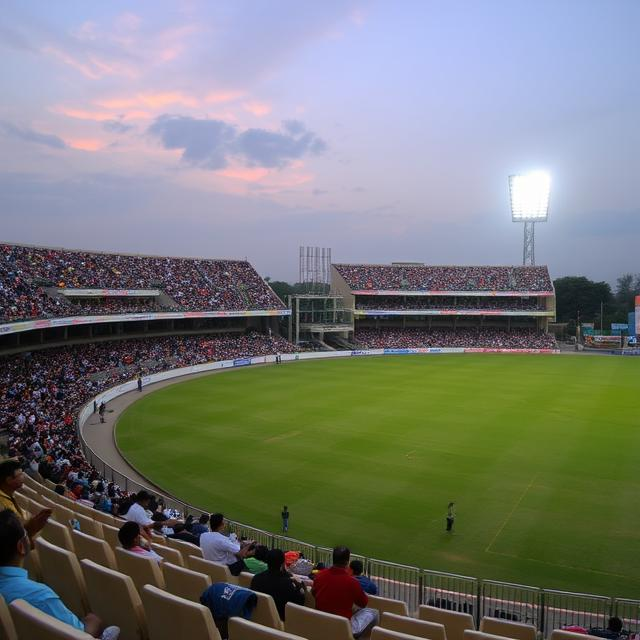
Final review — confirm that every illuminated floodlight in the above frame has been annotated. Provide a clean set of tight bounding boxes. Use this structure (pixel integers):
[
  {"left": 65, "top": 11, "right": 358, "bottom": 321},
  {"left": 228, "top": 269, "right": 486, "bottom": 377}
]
[
  {"left": 509, "top": 171, "right": 551, "bottom": 222},
  {"left": 509, "top": 171, "right": 551, "bottom": 266}
]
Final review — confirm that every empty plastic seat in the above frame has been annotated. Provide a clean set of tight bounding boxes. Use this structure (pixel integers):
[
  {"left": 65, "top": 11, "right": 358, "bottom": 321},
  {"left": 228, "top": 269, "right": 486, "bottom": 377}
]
[
  {"left": 382, "top": 612, "right": 447, "bottom": 640},
  {"left": 71, "top": 530, "right": 117, "bottom": 570},
  {"left": 13, "top": 491, "right": 29, "bottom": 512},
  {"left": 151, "top": 543, "right": 184, "bottom": 566},
  {"left": 42, "top": 519, "right": 75, "bottom": 552},
  {"left": 371, "top": 627, "right": 427, "bottom": 640},
  {"left": 163, "top": 562, "right": 211, "bottom": 602},
  {"left": 0, "top": 594, "right": 17, "bottom": 640},
  {"left": 9, "top": 599, "right": 93, "bottom": 640},
  {"left": 141, "top": 584, "right": 221, "bottom": 640},
  {"left": 166, "top": 538, "right": 203, "bottom": 563},
  {"left": 284, "top": 602, "right": 353, "bottom": 640},
  {"left": 238, "top": 571, "right": 254, "bottom": 588},
  {"left": 418, "top": 606, "right": 475, "bottom": 640},
  {"left": 35, "top": 538, "right": 89, "bottom": 618},
  {"left": 368, "top": 594, "right": 410, "bottom": 617},
  {"left": 24, "top": 546, "right": 42, "bottom": 581},
  {"left": 465, "top": 631, "right": 514, "bottom": 640},
  {"left": 69, "top": 512, "right": 103, "bottom": 539},
  {"left": 101, "top": 523, "right": 121, "bottom": 548},
  {"left": 188, "top": 556, "right": 238, "bottom": 585},
  {"left": 252, "top": 591, "right": 285, "bottom": 630},
  {"left": 550, "top": 631, "right": 603, "bottom": 640},
  {"left": 480, "top": 617, "right": 536, "bottom": 640},
  {"left": 229, "top": 617, "right": 307, "bottom": 640},
  {"left": 115, "top": 547, "right": 166, "bottom": 591},
  {"left": 81, "top": 559, "right": 147, "bottom": 640}
]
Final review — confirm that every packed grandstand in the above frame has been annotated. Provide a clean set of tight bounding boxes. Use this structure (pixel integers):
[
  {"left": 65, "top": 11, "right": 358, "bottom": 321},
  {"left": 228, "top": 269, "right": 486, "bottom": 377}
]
[{"left": 0, "top": 243, "right": 581, "bottom": 640}]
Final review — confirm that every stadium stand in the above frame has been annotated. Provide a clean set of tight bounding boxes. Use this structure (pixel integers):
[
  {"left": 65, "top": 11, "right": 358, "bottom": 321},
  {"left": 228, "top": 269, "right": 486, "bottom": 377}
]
[
  {"left": 0, "top": 243, "right": 284, "bottom": 323},
  {"left": 355, "top": 327, "right": 556, "bottom": 350},
  {"left": 1, "top": 332, "right": 294, "bottom": 509},
  {"left": 334, "top": 264, "right": 553, "bottom": 292}
]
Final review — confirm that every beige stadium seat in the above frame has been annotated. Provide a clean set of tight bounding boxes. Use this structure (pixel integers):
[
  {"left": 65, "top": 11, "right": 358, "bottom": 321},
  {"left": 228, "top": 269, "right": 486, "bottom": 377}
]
[
  {"left": 115, "top": 547, "right": 166, "bottom": 591},
  {"left": 0, "top": 594, "right": 17, "bottom": 640},
  {"left": 480, "top": 617, "right": 536, "bottom": 640},
  {"left": 92, "top": 510, "right": 117, "bottom": 527},
  {"left": 465, "top": 631, "right": 517, "bottom": 640},
  {"left": 151, "top": 543, "right": 184, "bottom": 566},
  {"left": 372, "top": 627, "right": 428, "bottom": 640},
  {"left": 284, "top": 602, "right": 353, "bottom": 640},
  {"left": 35, "top": 538, "right": 89, "bottom": 618},
  {"left": 229, "top": 617, "right": 307, "bottom": 640},
  {"left": 44, "top": 479, "right": 57, "bottom": 491},
  {"left": 238, "top": 571, "right": 254, "bottom": 588},
  {"left": 550, "top": 631, "right": 603, "bottom": 640},
  {"left": 13, "top": 491, "right": 29, "bottom": 512},
  {"left": 71, "top": 529, "right": 117, "bottom": 570},
  {"left": 24, "top": 546, "right": 42, "bottom": 581},
  {"left": 188, "top": 556, "right": 239, "bottom": 585},
  {"left": 151, "top": 533, "right": 167, "bottom": 546},
  {"left": 383, "top": 612, "right": 447, "bottom": 640},
  {"left": 419, "top": 606, "right": 475, "bottom": 640},
  {"left": 101, "top": 523, "right": 121, "bottom": 548},
  {"left": 70, "top": 512, "right": 103, "bottom": 539},
  {"left": 368, "top": 594, "right": 410, "bottom": 617},
  {"left": 141, "top": 584, "right": 221, "bottom": 640},
  {"left": 81, "top": 559, "right": 147, "bottom": 640},
  {"left": 252, "top": 591, "right": 285, "bottom": 630},
  {"left": 303, "top": 588, "right": 315, "bottom": 609},
  {"left": 166, "top": 537, "right": 203, "bottom": 563},
  {"left": 163, "top": 562, "right": 211, "bottom": 602},
  {"left": 18, "top": 483, "right": 38, "bottom": 499},
  {"left": 9, "top": 599, "right": 93, "bottom": 640},
  {"left": 42, "top": 518, "right": 75, "bottom": 552}
]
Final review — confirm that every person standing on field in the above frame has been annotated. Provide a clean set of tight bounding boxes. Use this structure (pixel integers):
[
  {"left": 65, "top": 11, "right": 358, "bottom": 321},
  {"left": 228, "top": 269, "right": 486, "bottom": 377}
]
[
  {"left": 281, "top": 505, "right": 289, "bottom": 533},
  {"left": 446, "top": 502, "right": 455, "bottom": 532}
]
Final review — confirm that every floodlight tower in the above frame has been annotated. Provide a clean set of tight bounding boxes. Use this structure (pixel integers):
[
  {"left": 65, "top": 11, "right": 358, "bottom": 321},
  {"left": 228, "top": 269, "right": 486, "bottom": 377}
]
[{"left": 509, "top": 171, "right": 551, "bottom": 266}]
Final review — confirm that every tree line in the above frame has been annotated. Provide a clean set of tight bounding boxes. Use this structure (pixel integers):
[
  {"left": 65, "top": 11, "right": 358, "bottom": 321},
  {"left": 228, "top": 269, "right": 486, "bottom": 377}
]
[{"left": 554, "top": 273, "right": 640, "bottom": 330}]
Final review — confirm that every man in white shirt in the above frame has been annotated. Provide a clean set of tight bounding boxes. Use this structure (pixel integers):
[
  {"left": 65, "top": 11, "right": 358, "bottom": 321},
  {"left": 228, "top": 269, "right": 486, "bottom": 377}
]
[
  {"left": 199, "top": 513, "right": 255, "bottom": 575},
  {"left": 124, "top": 490, "right": 178, "bottom": 542}
]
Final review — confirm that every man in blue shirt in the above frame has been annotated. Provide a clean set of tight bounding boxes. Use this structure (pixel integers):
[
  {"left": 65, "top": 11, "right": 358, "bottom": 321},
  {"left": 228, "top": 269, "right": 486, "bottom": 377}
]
[
  {"left": 0, "top": 509, "right": 119, "bottom": 639},
  {"left": 349, "top": 559, "right": 378, "bottom": 595}
]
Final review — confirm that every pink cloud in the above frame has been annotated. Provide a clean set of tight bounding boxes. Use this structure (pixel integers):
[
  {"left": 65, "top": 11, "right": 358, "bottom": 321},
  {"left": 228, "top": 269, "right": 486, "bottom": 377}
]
[
  {"left": 204, "top": 91, "right": 246, "bottom": 104},
  {"left": 53, "top": 106, "right": 152, "bottom": 121},
  {"left": 66, "top": 138, "right": 106, "bottom": 151},
  {"left": 242, "top": 101, "right": 272, "bottom": 117},
  {"left": 44, "top": 46, "right": 138, "bottom": 80},
  {"left": 96, "top": 92, "right": 199, "bottom": 109},
  {"left": 217, "top": 166, "right": 271, "bottom": 182}
]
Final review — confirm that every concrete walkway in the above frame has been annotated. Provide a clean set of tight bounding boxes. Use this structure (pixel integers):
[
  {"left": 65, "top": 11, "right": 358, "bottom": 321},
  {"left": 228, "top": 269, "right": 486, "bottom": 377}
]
[{"left": 80, "top": 368, "right": 233, "bottom": 498}]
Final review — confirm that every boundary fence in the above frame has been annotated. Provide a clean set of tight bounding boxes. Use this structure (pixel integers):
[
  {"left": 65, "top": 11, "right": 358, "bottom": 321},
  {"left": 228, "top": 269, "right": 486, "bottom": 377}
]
[{"left": 76, "top": 351, "right": 639, "bottom": 637}]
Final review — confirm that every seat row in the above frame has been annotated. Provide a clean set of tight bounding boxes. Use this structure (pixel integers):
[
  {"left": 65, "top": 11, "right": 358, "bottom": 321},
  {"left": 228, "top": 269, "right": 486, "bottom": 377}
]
[{"left": 15, "top": 477, "right": 605, "bottom": 640}]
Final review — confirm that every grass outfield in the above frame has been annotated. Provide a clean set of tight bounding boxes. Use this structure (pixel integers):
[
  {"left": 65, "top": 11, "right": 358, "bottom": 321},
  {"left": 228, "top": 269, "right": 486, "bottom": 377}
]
[{"left": 117, "top": 354, "right": 640, "bottom": 598}]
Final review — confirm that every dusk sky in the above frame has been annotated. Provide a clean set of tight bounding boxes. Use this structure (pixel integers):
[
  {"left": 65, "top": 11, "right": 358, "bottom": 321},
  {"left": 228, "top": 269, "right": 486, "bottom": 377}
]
[{"left": 1, "top": 1, "right": 638, "bottom": 284}]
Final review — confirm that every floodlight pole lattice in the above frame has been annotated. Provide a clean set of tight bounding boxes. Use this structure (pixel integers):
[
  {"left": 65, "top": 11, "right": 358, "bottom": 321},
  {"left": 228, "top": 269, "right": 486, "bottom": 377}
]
[{"left": 523, "top": 221, "right": 535, "bottom": 266}]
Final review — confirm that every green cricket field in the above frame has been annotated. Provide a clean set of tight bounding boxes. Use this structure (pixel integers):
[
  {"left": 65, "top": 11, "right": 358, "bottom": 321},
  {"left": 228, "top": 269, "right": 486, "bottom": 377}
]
[{"left": 116, "top": 354, "right": 640, "bottom": 598}]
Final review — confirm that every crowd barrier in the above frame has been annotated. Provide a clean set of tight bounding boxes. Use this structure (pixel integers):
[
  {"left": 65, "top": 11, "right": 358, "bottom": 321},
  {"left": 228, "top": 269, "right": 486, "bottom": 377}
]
[{"left": 76, "top": 348, "right": 637, "bottom": 637}]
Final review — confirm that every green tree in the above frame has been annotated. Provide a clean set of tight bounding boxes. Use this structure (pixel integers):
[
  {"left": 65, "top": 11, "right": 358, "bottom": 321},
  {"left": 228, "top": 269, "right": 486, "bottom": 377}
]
[
  {"left": 553, "top": 276, "right": 613, "bottom": 325},
  {"left": 615, "top": 273, "right": 640, "bottom": 314}
]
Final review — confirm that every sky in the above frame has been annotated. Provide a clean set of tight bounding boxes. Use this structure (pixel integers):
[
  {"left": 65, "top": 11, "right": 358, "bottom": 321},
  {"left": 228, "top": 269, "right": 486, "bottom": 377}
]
[{"left": 1, "top": 0, "right": 639, "bottom": 284}]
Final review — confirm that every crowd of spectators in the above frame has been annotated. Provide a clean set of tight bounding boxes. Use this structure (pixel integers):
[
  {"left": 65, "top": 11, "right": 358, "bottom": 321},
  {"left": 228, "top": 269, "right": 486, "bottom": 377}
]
[
  {"left": 336, "top": 264, "right": 553, "bottom": 292},
  {"left": 65, "top": 297, "right": 172, "bottom": 316},
  {"left": 356, "top": 296, "right": 544, "bottom": 312},
  {"left": 0, "top": 331, "right": 295, "bottom": 514},
  {"left": 0, "top": 244, "right": 285, "bottom": 323},
  {"left": 355, "top": 327, "right": 557, "bottom": 350}
]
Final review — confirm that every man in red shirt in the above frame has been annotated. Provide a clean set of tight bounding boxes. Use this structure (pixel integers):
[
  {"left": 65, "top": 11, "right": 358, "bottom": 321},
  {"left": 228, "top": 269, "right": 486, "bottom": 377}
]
[{"left": 312, "top": 546, "right": 378, "bottom": 637}]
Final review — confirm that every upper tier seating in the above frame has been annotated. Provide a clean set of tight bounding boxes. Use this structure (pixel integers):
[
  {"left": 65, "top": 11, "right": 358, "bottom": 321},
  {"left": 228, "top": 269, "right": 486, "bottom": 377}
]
[
  {"left": 335, "top": 264, "right": 553, "bottom": 293},
  {"left": 0, "top": 243, "right": 284, "bottom": 323}
]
